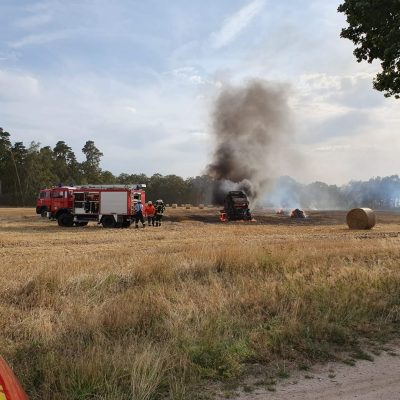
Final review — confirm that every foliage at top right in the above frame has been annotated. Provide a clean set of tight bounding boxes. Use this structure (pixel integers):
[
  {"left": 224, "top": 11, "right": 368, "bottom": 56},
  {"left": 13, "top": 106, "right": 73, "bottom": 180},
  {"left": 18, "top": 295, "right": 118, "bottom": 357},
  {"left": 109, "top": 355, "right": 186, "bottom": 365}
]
[{"left": 338, "top": 0, "right": 400, "bottom": 98}]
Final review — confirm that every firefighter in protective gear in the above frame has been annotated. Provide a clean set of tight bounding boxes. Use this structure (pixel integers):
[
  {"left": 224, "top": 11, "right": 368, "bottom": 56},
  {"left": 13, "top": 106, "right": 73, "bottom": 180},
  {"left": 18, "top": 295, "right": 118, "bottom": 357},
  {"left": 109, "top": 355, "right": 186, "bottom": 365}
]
[
  {"left": 144, "top": 201, "right": 156, "bottom": 226},
  {"left": 154, "top": 199, "right": 165, "bottom": 227},
  {"left": 134, "top": 201, "right": 145, "bottom": 228}
]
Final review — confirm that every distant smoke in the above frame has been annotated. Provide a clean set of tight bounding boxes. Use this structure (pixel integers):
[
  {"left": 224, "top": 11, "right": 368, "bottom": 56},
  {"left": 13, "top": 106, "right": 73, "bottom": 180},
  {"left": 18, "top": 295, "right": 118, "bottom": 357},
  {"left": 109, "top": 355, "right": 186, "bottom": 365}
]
[{"left": 207, "top": 79, "right": 292, "bottom": 204}]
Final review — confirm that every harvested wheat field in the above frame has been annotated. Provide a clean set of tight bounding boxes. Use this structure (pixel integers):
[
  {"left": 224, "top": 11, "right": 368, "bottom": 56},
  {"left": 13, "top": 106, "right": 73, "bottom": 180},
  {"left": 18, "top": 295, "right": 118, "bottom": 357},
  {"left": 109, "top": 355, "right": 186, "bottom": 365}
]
[{"left": 1, "top": 207, "right": 400, "bottom": 399}]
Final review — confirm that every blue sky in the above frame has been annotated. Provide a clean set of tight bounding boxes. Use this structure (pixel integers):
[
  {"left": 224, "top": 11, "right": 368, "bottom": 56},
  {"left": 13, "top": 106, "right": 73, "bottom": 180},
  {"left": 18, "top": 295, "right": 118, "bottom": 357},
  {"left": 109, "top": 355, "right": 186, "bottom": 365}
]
[{"left": 0, "top": 0, "right": 399, "bottom": 184}]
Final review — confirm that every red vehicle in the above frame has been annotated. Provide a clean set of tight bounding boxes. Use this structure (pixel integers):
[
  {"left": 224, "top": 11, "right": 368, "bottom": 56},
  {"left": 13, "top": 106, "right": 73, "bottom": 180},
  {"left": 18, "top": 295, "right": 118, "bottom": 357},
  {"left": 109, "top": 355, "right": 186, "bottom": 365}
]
[
  {"left": 36, "top": 188, "right": 51, "bottom": 216},
  {"left": 36, "top": 185, "right": 146, "bottom": 228},
  {"left": 0, "top": 356, "right": 29, "bottom": 400},
  {"left": 36, "top": 186, "right": 75, "bottom": 218}
]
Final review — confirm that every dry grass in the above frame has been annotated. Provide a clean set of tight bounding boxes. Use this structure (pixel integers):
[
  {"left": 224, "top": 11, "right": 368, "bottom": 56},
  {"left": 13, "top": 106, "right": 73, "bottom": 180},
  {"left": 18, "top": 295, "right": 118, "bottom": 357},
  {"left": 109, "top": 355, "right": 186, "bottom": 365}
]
[{"left": 0, "top": 207, "right": 400, "bottom": 399}]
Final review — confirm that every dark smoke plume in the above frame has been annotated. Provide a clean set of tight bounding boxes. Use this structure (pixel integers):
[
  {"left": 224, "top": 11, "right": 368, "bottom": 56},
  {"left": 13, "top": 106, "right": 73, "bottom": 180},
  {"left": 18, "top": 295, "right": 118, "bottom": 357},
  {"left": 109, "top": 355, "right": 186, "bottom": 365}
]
[{"left": 207, "top": 79, "right": 292, "bottom": 204}]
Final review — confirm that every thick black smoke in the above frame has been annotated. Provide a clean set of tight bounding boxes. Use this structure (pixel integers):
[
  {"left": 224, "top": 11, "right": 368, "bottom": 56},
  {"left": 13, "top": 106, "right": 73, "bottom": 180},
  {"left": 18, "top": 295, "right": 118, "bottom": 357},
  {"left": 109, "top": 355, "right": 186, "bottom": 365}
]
[{"left": 207, "top": 80, "right": 292, "bottom": 204}]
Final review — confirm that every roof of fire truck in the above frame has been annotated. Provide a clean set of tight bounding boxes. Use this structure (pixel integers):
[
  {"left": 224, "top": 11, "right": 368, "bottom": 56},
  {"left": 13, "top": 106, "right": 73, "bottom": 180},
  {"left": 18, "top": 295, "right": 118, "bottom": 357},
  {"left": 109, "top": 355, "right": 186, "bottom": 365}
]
[
  {"left": 78, "top": 184, "right": 146, "bottom": 190},
  {"left": 43, "top": 184, "right": 146, "bottom": 191}
]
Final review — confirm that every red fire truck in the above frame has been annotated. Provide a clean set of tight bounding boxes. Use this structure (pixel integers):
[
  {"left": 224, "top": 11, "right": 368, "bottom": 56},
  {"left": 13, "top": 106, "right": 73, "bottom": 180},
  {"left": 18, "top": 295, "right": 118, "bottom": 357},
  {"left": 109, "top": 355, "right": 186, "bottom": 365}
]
[{"left": 36, "top": 185, "right": 146, "bottom": 228}]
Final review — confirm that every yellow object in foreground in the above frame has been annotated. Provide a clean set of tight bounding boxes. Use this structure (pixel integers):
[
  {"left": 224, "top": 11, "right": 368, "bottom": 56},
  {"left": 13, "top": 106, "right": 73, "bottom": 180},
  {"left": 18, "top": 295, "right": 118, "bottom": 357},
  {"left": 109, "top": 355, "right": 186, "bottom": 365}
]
[{"left": 0, "top": 383, "right": 8, "bottom": 400}]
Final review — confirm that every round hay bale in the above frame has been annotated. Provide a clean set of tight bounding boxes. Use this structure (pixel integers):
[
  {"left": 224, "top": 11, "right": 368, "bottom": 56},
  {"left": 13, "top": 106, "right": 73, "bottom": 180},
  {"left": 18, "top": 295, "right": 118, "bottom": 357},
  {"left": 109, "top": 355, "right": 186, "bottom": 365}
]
[
  {"left": 199, "top": 204, "right": 204, "bottom": 209},
  {"left": 166, "top": 204, "right": 170, "bottom": 207},
  {"left": 171, "top": 204, "right": 177, "bottom": 208},
  {"left": 185, "top": 204, "right": 191, "bottom": 209},
  {"left": 346, "top": 208, "right": 376, "bottom": 230}
]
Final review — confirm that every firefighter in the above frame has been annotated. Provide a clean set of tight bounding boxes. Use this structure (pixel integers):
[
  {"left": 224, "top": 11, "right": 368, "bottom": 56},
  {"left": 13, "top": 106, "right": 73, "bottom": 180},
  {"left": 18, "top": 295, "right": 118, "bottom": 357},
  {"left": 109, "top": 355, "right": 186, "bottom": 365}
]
[
  {"left": 144, "top": 200, "right": 156, "bottom": 226},
  {"left": 154, "top": 199, "right": 165, "bottom": 227},
  {"left": 134, "top": 200, "right": 145, "bottom": 228}
]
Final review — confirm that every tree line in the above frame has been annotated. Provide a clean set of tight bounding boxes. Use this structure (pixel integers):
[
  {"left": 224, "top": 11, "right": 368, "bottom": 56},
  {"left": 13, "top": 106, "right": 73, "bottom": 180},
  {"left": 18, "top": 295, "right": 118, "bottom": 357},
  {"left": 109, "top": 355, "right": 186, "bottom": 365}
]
[
  {"left": 0, "top": 127, "right": 213, "bottom": 206},
  {"left": 1, "top": 127, "right": 399, "bottom": 209}
]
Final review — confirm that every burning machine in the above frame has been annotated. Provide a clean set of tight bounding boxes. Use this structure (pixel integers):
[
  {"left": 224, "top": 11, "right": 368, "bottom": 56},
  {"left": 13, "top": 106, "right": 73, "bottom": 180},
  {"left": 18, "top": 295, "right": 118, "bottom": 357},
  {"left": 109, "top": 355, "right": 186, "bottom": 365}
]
[{"left": 220, "top": 191, "right": 252, "bottom": 222}]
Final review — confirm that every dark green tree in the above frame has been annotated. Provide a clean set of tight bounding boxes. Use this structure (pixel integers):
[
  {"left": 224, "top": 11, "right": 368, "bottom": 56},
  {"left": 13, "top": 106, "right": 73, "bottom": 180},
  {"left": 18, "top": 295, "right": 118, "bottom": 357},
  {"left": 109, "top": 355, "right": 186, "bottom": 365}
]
[
  {"left": 38, "top": 146, "right": 59, "bottom": 186},
  {"left": 0, "top": 128, "right": 11, "bottom": 174},
  {"left": 338, "top": 0, "right": 400, "bottom": 98},
  {"left": 81, "top": 140, "right": 104, "bottom": 183},
  {"left": 0, "top": 128, "right": 12, "bottom": 199},
  {"left": 53, "top": 141, "right": 81, "bottom": 184},
  {"left": 10, "top": 142, "right": 28, "bottom": 205},
  {"left": 100, "top": 170, "right": 117, "bottom": 184}
]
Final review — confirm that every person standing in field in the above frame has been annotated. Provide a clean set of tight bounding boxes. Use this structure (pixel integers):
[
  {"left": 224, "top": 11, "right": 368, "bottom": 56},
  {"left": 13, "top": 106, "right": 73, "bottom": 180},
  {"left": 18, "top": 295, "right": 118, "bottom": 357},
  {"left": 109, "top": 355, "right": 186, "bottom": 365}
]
[
  {"left": 144, "top": 201, "right": 156, "bottom": 227},
  {"left": 154, "top": 199, "right": 165, "bottom": 227},
  {"left": 134, "top": 200, "right": 145, "bottom": 228}
]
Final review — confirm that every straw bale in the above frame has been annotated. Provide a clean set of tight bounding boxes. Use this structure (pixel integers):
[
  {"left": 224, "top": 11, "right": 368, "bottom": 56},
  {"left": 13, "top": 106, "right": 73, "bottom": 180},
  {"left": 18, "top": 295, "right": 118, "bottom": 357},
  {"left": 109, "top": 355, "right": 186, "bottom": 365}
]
[{"left": 346, "top": 208, "right": 376, "bottom": 230}]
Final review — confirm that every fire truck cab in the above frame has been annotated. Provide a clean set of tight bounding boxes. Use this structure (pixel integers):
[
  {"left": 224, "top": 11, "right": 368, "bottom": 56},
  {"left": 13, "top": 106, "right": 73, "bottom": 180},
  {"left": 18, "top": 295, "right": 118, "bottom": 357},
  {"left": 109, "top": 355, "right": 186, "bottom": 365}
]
[
  {"left": 36, "top": 186, "right": 75, "bottom": 218},
  {"left": 36, "top": 188, "right": 51, "bottom": 216}
]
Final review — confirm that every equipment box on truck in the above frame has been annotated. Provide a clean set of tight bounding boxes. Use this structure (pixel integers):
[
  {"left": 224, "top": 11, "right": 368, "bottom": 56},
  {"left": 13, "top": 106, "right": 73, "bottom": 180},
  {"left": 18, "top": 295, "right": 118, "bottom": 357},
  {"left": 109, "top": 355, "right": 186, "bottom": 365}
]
[{"left": 53, "top": 184, "right": 146, "bottom": 228}]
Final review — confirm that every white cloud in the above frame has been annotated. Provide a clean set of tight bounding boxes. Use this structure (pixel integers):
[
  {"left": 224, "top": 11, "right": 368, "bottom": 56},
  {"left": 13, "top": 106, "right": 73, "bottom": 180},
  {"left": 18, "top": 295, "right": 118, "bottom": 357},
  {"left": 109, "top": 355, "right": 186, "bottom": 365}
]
[
  {"left": 24, "top": 0, "right": 57, "bottom": 13},
  {"left": 0, "top": 69, "right": 40, "bottom": 100},
  {"left": 298, "top": 72, "right": 376, "bottom": 94},
  {"left": 9, "top": 29, "right": 77, "bottom": 48},
  {"left": 0, "top": 51, "right": 19, "bottom": 62},
  {"left": 125, "top": 106, "right": 137, "bottom": 114},
  {"left": 170, "top": 67, "right": 208, "bottom": 85},
  {"left": 314, "top": 144, "right": 352, "bottom": 152},
  {"left": 189, "top": 75, "right": 205, "bottom": 84},
  {"left": 172, "top": 66, "right": 196, "bottom": 77},
  {"left": 15, "top": 13, "right": 52, "bottom": 29},
  {"left": 299, "top": 73, "right": 343, "bottom": 92},
  {"left": 211, "top": 0, "right": 265, "bottom": 48}
]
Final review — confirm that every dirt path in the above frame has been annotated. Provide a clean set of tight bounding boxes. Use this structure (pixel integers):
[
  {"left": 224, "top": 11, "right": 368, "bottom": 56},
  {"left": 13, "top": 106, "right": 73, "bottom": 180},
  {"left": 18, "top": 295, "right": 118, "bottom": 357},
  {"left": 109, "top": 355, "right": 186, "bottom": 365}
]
[{"left": 232, "top": 347, "right": 400, "bottom": 400}]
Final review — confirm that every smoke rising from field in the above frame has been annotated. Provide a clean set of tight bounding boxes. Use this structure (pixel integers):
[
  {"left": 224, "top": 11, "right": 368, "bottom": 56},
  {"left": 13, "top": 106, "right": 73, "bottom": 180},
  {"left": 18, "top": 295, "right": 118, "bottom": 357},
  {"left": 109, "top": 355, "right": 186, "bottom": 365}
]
[{"left": 207, "top": 79, "right": 292, "bottom": 204}]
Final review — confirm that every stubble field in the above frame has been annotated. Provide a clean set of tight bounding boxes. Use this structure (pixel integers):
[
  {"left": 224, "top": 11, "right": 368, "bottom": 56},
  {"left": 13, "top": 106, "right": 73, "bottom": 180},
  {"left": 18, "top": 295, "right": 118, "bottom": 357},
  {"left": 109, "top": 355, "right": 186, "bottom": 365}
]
[{"left": 0, "top": 207, "right": 400, "bottom": 399}]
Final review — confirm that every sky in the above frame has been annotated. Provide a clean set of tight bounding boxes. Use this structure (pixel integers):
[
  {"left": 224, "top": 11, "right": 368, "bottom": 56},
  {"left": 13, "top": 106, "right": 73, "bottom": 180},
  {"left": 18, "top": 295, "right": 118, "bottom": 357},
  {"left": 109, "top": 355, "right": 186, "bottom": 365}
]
[{"left": 0, "top": 0, "right": 399, "bottom": 185}]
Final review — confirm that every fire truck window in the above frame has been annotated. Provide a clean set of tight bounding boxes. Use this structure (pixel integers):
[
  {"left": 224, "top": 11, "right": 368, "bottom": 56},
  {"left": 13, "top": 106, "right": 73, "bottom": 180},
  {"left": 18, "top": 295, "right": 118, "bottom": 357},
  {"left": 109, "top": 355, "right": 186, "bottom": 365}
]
[
  {"left": 134, "top": 193, "right": 140, "bottom": 200},
  {"left": 64, "top": 191, "right": 68, "bottom": 198},
  {"left": 74, "top": 193, "right": 84, "bottom": 201},
  {"left": 46, "top": 191, "right": 50, "bottom": 198},
  {"left": 39, "top": 192, "right": 43, "bottom": 199}
]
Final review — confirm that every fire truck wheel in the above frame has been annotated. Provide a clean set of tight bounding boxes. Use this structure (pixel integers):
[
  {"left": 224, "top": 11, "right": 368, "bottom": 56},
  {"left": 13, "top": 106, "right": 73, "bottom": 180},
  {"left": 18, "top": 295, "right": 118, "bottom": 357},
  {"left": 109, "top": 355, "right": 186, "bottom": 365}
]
[
  {"left": 57, "top": 215, "right": 65, "bottom": 226},
  {"left": 58, "top": 213, "right": 74, "bottom": 227},
  {"left": 102, "top": 216, "right": 116, "bottom": 228},
  {"left": 40, "top": 207, "right": 48, "bottom": 218},
  {"left": 122, "top": 221, "right": 131, "bottom": 228}
]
